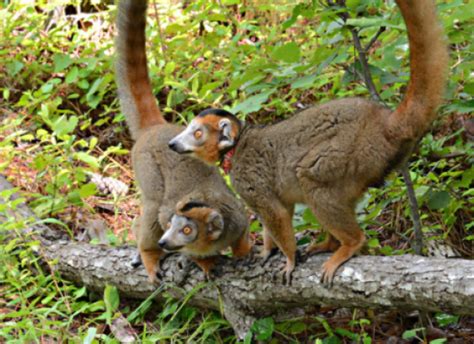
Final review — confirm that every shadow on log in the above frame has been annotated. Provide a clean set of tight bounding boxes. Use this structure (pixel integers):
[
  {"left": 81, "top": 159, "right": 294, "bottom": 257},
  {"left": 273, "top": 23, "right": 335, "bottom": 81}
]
[{"left": 1, "top": 175, "right": 473, "bottom": 339}]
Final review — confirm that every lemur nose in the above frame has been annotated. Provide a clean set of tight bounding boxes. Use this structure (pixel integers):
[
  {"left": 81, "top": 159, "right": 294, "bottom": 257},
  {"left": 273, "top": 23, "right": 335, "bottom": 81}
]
[
  {"left": 168, "top": 141, "right": 177, "bottom": 150},
  {"left": 158, "top": 240, "right": 166, "bottom": 248}
]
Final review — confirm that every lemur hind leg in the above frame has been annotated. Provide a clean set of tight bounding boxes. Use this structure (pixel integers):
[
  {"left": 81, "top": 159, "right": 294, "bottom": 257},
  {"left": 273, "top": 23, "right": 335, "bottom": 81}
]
[
  {"left": 260, "top": 226, "right": 278, "bottom": 263},
  {"left": 191, "top": 256, "right": 218, "bottom": 281},
  {"left": 137, "top": 201, "right": 165, "bottom": 284},
  {"left": 257, "top": 201, "right": 296, "bottom": 285},
  {"left": 306, "top": 233, "right": 340, "bottom": 254},
  {"left": 307, "top": 189, "right": 365, "bottom": 285},
  {"left": 231, "top": 228, "right": 253, "bottom": 258}
]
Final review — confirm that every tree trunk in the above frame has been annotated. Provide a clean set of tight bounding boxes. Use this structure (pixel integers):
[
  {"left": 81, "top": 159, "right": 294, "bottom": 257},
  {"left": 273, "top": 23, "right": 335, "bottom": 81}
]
[{"left": 1, "top": 176, "right": 473, "bottom": 339}]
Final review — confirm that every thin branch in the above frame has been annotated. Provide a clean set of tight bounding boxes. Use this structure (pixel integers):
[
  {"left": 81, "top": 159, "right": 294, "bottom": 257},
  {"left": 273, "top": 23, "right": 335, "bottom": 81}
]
[
  {"left": 349, "top": 26, "right": 382, "bottom": 102},
  {"left": 401, "top": 167, "right": 423, "bottom": 255},
  {"left": 364, "top": 26, "right": 386, "bottom": 52},
  {"left": 152, "top": 0, "right": 167, "bottom": 62}
]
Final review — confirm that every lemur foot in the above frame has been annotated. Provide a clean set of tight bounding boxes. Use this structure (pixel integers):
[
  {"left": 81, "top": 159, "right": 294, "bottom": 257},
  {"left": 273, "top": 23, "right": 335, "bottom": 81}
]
[
  {"left": 131, "top": 252, "right": 142, "bottom": 268},
  {"left": 320, "top": 260, "right": 338, "bottom": 287},
  {"left": 271, "top": 260, "right": 295, "bottom": 286},
  {"left": 260, "top": 247, "right": 279, "bottom": 265},
  {"left": 306, "top": 236, "right": 340, "bottom": 255}
]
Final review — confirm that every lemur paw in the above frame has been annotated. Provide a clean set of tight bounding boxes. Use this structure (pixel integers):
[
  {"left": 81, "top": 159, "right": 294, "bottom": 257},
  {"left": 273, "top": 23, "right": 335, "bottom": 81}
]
[
  {"left": 260, "top": 247, "right": 279, "bottom": 265},
  {"left": 147, "top": 270, "right": 161, "bottom": 286},
  {"left": 130, "top": 252, "right": 142, "bottom": 268},
  {"left": 203, "top": 270, "right": 214, "bottom": 282},
  {"left": 271, "top": 261, "right": 295, "bottom": 286},
  {"left": 320, "top": 261, "right": 338, "bottom": 287},
  {"left": 238, "top": 253, "right": 256, "bottom": 267}
]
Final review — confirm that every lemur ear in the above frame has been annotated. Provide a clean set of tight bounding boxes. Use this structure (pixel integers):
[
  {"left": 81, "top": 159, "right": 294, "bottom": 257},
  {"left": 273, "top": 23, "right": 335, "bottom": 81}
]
[
  {"left": 206, "top": 210, "right": 224, "bottom": 240},
  {"left": 176, "top": 199, "right": 188, "bottom": 213},
  {"left": 217, "top": 118, "right": 235, "bottom": 150}
]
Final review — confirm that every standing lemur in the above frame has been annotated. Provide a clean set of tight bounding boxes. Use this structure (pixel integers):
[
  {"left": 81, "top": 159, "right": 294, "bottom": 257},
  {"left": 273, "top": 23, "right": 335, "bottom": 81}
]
[
  {"left": 169, "top": 0, "right": 449, "bottom": 284},
  {"left": 115, "top": 0, "right": 251, "bottom": 283}
]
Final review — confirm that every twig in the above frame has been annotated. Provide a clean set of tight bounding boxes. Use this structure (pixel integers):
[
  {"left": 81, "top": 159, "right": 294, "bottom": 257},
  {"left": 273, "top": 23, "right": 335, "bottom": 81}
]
[
  {"left": 327, "top": 0, "right": 424, "bottom": 255},
  {"left": 364, "top": 26, "right": 386, "bottom": 52},
  {"left": 349, "top": 27, "right": 382, "bottom": 103},
  {"left": 401, "top": 167, "right": 423, "bottom": 255},
  {"left": 152, "top": 0, "right": 167, "bottom": 62}
]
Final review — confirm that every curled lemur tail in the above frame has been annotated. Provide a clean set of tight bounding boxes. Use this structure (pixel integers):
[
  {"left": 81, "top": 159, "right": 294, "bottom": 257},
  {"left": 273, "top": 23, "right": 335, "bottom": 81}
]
[
  {"left": 388, "top": 0, "right": 449, "bottom": 140},
  {"left": 116, "top": 0, "right": 165, "bottom": 140}
]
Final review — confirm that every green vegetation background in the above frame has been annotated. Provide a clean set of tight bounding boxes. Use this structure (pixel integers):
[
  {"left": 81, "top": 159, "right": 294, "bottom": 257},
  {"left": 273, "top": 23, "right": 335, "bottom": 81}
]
[{"left": 0, "top": 0, "right": 472, "bottom": 342}]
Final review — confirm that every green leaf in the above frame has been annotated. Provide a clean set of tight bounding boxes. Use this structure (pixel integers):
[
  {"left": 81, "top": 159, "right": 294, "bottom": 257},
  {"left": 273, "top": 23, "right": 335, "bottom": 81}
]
[
  {"left": 335, "top": 327, "right": 358, "bottom": 340},
  {"left": 79, "top": 183, "right": 97, "bottom": 198},
  {"left": 291, "top": 73, "right": 319, "bottom": 89},
  {"left": 104, "top": 285, "right": 120, "bottom": 320},
  {"left": 272, "top": 42, "right": 301, "bottom": 63},
  {"left": 65, "top": 66, "right": 79, "bottom": 84},
  {"left": 346, "top": 17, "right": 386, "bottom": 28},
  {"left": 380, "top": 245, "right": 393, "bottom": 256},
  {"left": 3, "top": 88, "right": 10, "bottom": 100},
  {"left": 231, "top": 89, "right": 274, "bottom": 115},
  {"left": 283, "top": 4, "right": 307, "bottom": 30},
  {"left": 444, "top": 99, "right": 474, "bottom": 114},
  {"left": 302, "top": 207, "right": 317, "bottom": 224},
  {"left": 427, "top": 190, "right": 451, "bottom": 210},
  {"left": 435, "top": 313, "right": 459, "bottom": 327},
  {"left": 74, "top": 152, "right": 100, "bottom": 169},
  {"left": 288, "top": 321, "right": 306, "bottom": 334},
  {"left": 367, "top": 238, "right": 380, "bottom": 248},
  {"left": 429, "top": 339, "right": 447, "bottom": 344},
  {"left": 6, "top": 60, "right": 24, "bottom": 76},
  {"left": 251, "top": 317, "right": 274, "bottom": 340},
  {"left": 52, "top": 115, "right": 78, "bottom": 136},
  {"left": 83, "top": 327, "right": 97, "bottom": 344},
  {"left": 243, "top": 331, "right": 252, "bottom": 344},
  {"left": 53, "top": 53, "right": 73, "bottom": 73},
  {"left": 228, "top": 72, "right": 266, "bottom": 92},
  {"left": 464, "top": 82, "right": 474, "bottom": 96},
  {"left": 346, "top": 0, "right": 362, "bottom": 11},
  {"left": 402, "top": 327, "right": 424, "bottom": 339},
  {"left": 164, "top": 61, "right": 176, "bottom": 75}
]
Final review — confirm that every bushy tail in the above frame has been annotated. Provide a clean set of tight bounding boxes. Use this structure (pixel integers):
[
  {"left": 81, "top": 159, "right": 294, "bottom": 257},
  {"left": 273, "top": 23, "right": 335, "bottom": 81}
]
[
  {"left": 388, "top": 0, "right": 449, "bottom": 139},
  {"left": 116, "top": 0, "right": 165, "bottom": 140}
]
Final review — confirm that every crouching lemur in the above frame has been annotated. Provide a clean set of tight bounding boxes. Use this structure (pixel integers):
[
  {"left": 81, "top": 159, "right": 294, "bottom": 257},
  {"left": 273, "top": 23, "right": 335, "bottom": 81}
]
[
  {"left": 168, "top": 0, "right": 448, "bottom": 284},
  {"left": 115, "top": 0, "right": 251, "bottom": 283}
]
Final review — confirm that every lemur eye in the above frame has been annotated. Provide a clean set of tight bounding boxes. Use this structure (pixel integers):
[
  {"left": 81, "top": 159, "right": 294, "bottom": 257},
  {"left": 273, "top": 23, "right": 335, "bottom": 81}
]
[
  {"left": 194, "top": 130, "right": 202, "bottom": 139},
  {"left": 182, "top": 226, "right": 192, "bottom": 235}
]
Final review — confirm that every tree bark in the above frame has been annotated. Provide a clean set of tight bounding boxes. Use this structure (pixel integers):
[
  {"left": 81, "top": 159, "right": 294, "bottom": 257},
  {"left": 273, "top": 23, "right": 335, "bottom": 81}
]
[{"left": 1, "top": 176, "right": 473, "bottom": 339}]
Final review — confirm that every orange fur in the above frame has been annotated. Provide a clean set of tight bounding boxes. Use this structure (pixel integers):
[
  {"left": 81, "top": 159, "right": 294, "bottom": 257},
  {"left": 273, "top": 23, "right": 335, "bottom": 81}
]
[
  {"left": 140, "top": 249, "right": 164, "bottom": 283},
  {"left": 116, "top": 0, "right": 165, "bottom": 140},
  {"left": 191, "top": 256, "right": 217, "bottom": 278},
  {"left": 231, "top": 230, "right": 253, "bottom": 257}
]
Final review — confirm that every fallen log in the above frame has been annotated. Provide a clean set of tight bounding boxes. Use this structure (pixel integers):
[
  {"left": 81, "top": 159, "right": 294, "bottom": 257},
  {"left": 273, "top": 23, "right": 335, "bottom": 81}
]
[{"left": 1, "top": 175, "right": 473, "bottom": 339}]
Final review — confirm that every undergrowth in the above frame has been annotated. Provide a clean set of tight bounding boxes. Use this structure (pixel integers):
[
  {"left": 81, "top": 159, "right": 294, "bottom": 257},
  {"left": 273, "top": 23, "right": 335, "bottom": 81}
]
[{"left": 0, "top": 0, "right": 472, "bottom": 342}]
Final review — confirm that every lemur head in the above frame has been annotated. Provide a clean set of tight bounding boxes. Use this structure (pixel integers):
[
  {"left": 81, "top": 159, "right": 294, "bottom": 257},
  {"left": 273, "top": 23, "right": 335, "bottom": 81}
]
[
  {"left": 168, "top": 109, "right": 241, "bottom": 164},
  {"left": 158, "top": 200, "right": 224, "bottom": 255}
]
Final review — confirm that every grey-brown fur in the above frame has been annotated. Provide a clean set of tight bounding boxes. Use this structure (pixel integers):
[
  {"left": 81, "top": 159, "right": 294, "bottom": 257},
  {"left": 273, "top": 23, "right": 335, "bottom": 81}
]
[
  {"left": 169, "top": 0, "right": 448, "bottom": 284},
  {"left": 116, "top": 0, "right": 249, "bottom": 282}
]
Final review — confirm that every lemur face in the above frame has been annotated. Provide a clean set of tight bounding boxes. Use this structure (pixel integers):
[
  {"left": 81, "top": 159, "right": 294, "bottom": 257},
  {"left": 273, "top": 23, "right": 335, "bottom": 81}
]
[
  {"left": 158, "top": 214, "right": 198, "bottom": 251},
  {"left": 168, "top": 109, "right": 240, "bottom": 164},
  {"left": 158, "top": 201, "right": 224, "bottom": 255}
]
